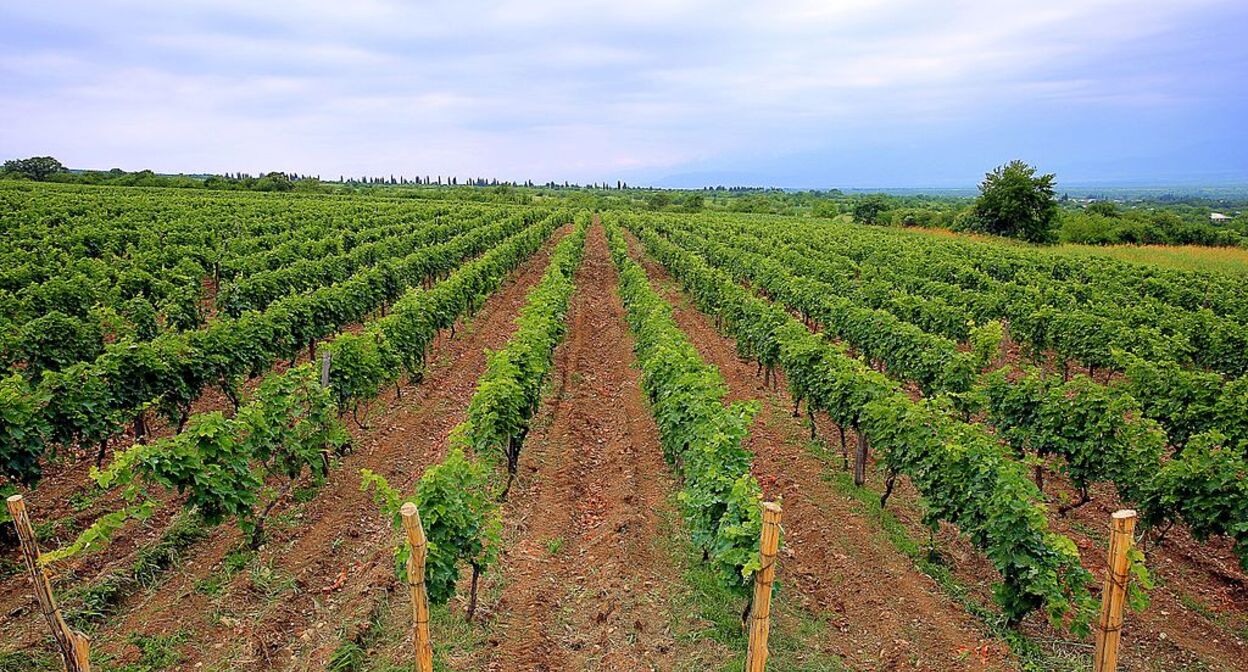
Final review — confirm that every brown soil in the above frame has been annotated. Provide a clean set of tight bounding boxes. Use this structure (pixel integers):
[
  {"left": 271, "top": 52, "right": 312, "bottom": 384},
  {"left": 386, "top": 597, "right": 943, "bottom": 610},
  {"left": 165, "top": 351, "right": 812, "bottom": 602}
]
[
  {"left": 1032, "top": 481, "right": 1248, "bottom": 670},
  {"left": 461, "top": 221, "right": 681, "bottom": 671},
  {"left": 623, "top": 230, "right": 1011, "bottom": 671},
  {"left": 626, "top": 229, "right": 1248, "bottom": 671},
  {"left": 7, "top": 217, "right": 1245, "bottom": 672},
  {"left": 0, "top": 316, "right": 373, "bottom": 641},
  {"left": 0, "top": 225, "right": 570, "bottom": 670}
]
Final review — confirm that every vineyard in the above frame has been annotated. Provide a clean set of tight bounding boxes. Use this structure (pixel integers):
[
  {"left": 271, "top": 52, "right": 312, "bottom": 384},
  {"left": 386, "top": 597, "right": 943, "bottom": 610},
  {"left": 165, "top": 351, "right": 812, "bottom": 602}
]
[{"left": 1, "top": 181, "right": 1247, "bottom": 672}]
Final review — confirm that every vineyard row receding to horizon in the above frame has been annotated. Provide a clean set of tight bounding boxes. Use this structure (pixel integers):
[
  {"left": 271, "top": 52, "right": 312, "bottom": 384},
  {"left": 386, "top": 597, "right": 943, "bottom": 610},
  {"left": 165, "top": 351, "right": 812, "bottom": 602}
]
[{"left": 1, "top": 181, "right": 1245, "bottom": 671}]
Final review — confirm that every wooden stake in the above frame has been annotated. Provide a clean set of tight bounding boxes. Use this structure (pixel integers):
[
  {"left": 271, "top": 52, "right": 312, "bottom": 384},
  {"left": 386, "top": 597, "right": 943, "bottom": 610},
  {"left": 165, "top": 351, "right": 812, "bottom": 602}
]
[
  {"left": 853, "top": 431, "right": 868, "bottom": 487},
  {"left": 6, "top": 495, "right": 91, "bottom": 672},
  {"left": 746, "top": 501, "right": 782, "bottom": 672},
  {"left": 1093, "top": 509, "right": 1137, "bottom": 672},
  {"left": 400, "top": 503, "right": 433, "bottom": 672},
  {"left": 320, "top": 350, "right": 332, "bottom": 388}
]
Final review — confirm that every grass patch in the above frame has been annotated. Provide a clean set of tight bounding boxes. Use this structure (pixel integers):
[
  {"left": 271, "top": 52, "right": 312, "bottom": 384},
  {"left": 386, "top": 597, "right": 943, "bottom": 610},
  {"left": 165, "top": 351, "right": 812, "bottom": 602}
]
[
  {"left": 0, "top": 557, "right": 19, "bottom": 580},
  {"left": 327, "top": 596, "right": 389, "bottom": 672},
  {"left": 906, "top": 226, "right": 1248, "bottom": 275},
  {"left": 0, "top": 650, "right": 59, "bottom": 672},
  {"left": 65, "top": 511, "right": 208, "bottom": 628},
  {"left": 111, "top": 631, "right": 188, "bottom": 672},
  {"left": 194, "top": 547, "right": 255, "bottom": 597},
  {"left": 69, "top": 490, "right": 98, "bottom": 513},
  {"left": 325, "top": 588, "right": 489, "bottom": 671},
  {"left": 34, "top": 516, "right": 81, "bottom": 546},
  {"left": 293, "top": 483, "right": 321, "bottom": 504},
  {"left": 248, "top": 558, "right": 296, "bottom": 601},
  {"left": 1049, "top": 243, "right": 1248, "bottom": 275},
  {"left": 656, "top": 498, "right": 848, "bottom": 672},
  {"left": 1177, "top": 592, "right": 1217, "bottom": 621}
]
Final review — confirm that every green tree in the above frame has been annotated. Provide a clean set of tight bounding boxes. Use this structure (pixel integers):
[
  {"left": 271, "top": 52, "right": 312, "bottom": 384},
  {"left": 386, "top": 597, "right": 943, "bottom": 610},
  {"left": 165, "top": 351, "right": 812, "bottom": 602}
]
[
  {"left": 646, "top": 191, "right": 673, "bottom": 210},
  {"left": 851, "top": 195, "right": 890, "bottom": 225},
  {"left": 3, "top": 156, "right": 67, "bottom": 181},
  {"left": 969, "top": 160, "right": 1059, "bottom": 243},
  {"left": 1086, "top": 200, "right": 1119, "bottom": 217},
  {"left": 254, "top": 172, "right": 294, "bottom": 192}
]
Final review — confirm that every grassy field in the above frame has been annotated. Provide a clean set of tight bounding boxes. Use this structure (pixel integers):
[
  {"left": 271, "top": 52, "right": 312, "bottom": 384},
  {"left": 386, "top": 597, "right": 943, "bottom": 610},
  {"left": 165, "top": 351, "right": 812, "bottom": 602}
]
[
  {"left": 905, "top": 226, "right": 1248, "bottom": 275},
  {"left": 1048, "top": 242, "right": 1248, "bottom": 275}
]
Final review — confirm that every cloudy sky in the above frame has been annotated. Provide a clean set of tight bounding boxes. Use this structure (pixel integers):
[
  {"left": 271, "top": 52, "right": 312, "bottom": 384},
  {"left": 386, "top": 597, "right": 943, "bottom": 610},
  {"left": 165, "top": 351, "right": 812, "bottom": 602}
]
[{"left": 2, "top": 1, "right": 1245, "bottom": 188}]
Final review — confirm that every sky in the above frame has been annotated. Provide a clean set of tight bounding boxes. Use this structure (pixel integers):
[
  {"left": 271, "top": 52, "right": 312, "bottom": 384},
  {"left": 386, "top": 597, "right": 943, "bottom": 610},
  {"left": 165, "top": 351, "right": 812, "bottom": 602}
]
[{"left": 2, "top": 1, "right": 1246, "bottom": 189}]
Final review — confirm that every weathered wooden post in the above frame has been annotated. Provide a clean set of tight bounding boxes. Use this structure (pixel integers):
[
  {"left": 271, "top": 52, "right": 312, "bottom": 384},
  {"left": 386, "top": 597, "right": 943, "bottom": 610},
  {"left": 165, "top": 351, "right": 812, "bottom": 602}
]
[
  {"left": 400, "top": 502, "right": 433, "bottom": 672},
  {"left": 320, "top": 349, "right": 332, "bottom": 388},
  {"left": 1093, "top": 509, "right": 1137, "bottom": 672},
  {"left": 6, "top": 495, "right": 91, "bottom": 672},
  {"left": 853, "top": 432, "right": 868, "bottom": 487},
  {"left": 745, "top": 501, "right": 782, "bottom": 672}
]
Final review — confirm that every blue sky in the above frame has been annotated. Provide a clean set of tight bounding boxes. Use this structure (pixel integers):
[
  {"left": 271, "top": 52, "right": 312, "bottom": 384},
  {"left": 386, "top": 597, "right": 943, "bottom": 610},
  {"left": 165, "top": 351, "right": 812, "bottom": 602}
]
[{"left": 2, "top": 1, "right": 1245, "bottom": 188}]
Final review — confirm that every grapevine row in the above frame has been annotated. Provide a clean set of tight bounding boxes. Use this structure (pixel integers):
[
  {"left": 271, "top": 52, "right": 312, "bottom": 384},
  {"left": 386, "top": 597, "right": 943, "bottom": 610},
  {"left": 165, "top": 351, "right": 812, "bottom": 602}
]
[
  {"left": 217, "top": 208, "right": 499, "bottom": 316},
  {"left": 58, "top": 207, "right": 573, "bottom": 564},
  {"left": 754, "top": 216, "right": 1248, "bottom": 376},
  {"left": 0, "top": 210, "right": 558, "bottom": 486},
  {"left": 646, "top": 213, "right": 1248, "bottom": 569},
  {"left": 361, "top": 212, "right": 591, "bottom": 618},
  {"left": 605, "top": 219, "right": 770, "bottom": 597},
  {"left": 620, "top": 215, "right": 1096, "bottom": 629}
]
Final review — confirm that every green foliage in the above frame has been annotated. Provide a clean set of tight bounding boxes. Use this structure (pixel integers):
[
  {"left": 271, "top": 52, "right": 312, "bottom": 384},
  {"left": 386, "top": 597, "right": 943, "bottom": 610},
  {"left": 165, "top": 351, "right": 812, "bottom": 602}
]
[
  {"left": 851, "top": 195, "right": 891, "bottom": 226},
  {"left": 604, "top": 218, "right": 768, "bottom": 596},
  {"left": 1141, "top": 431, "right": 1248, "bottom": 570},
  {"left": 624, "top": 212, "right": 1095, "bottom": 630},
  {"left": 1085, "top": 201, "right": 1119, "bottom": 217},
  {"left": 0, "top": 196, "right": 560, "bottom": 487},
  {"left": 325, "top": 331, "right": 398, "bottom": 420},
  {"left": 39, "top": 499, "right": 157, "bottom": 565},
  {"left": 650, "top": 220, "right": 978, "bottom": 397},
  {"left": 82, "top": 365, "right": 345, "bottom": 550},
  {"left": 2, "top": 156, "right": 66, "bottom": 181},
  {"left": 361, "top": 448, "right": 502, "bottom": 607},
  {"left": 135, "top": 410, "right": 264, "bottom": 526},
  {"left": 1116, "top": 352, "right": 1237, "bottom": 451},
  {"left": 978, "top": 368, "right": 1164, "bottom": 500},
  {"left": 17, "top": 311, "right": 103, "bottom": 378},
  {"left": 122, "top": 296, "right": 160, "bottom": 341},
  {"left": 629, "top": 207, "right": 1248, "bottom": 601},
  {"left": 968, "top": 320, "right": 1005, "bottom": 370},
  {"left": 1060, "top": 206, "right": 1244, "bottom": 247},
  {"left": 414, "top": 449, "right": 502, "bottom": 604},
  {"left": 1125, "top": 547, "right": 1154, "bottom": 612},
  {"left": 968, "top": 160, "right": 1059, "bottom": 243},
  {"left": 860, "top": 394, "right": 1095, "bottom": 630},
  {"left": 0, "top": 373, "right": 49, "bottom": 485},
  {"left": 456, "top": 215, "right": 588, "bottom": 472},
  {"left": 359, "top": 467, "right": 405, "bottom": 517}
]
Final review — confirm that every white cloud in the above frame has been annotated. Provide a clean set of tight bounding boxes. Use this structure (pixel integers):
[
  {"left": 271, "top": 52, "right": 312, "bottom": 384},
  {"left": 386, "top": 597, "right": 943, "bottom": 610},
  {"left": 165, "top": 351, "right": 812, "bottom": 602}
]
[{"left": 0, "top": 0, "right": 1243, "bottom": 184}]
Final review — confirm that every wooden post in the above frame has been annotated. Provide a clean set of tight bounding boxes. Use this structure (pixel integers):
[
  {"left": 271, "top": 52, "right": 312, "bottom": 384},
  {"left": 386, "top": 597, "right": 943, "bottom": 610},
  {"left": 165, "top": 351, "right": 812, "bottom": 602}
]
[
  {"left": 746, "top": 502, "right": 782, "bottom": 672},
  {"left": 853, "top": 431, "right": 868, "bottom": 487},
  {"left": 1093, "top": 509, "right": 1137, "bottom": 672},
  {"left": 320, "top": 350, "right": 332, "bottom": 388},
  {"left": 6, "top": 495, "right": 91, "bottom": 672},
  {"left": 400, "top": 503, "right": 433, "bottom": 672}
]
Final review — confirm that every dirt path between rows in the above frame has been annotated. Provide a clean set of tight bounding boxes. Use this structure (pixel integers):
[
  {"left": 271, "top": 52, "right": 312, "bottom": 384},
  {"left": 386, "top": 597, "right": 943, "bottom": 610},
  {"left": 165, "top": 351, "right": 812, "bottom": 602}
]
[
  {"left": 472, "top": 221, "right": 681, "bottom": 671},
  {"left": 1, "top": 226, "right": 572, "bottom": 671},
  {"left": 624, "top": 230, "right": 1013, "bottom": 672}
]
